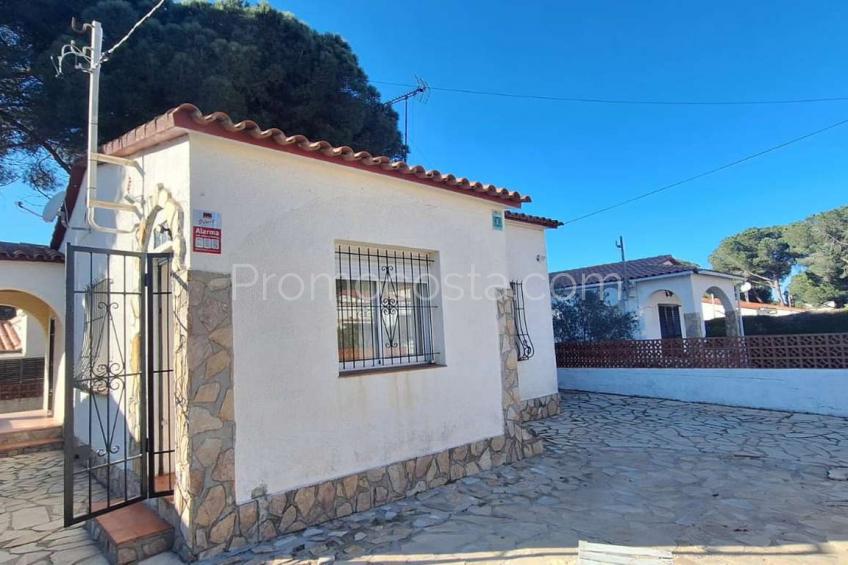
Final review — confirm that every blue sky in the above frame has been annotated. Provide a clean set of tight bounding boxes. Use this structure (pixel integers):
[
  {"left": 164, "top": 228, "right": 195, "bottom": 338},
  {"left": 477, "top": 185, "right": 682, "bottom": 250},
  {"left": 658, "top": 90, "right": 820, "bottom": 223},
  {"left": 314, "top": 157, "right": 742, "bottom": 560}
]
[{"left": 2, "top": 0, "right": 847, "bottom": 272}]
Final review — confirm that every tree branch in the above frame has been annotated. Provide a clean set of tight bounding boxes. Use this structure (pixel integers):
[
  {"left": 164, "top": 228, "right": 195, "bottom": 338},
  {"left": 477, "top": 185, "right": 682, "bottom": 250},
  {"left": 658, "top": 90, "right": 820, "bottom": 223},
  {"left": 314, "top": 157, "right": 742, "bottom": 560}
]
[{"left": 0, "top": 108, "right": 72, "bottom": 175}]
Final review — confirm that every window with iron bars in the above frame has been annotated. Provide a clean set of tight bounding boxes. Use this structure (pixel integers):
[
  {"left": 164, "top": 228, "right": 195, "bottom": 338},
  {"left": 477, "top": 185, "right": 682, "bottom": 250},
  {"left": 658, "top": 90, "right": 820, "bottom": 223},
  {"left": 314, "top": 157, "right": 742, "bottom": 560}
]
[
  {"left": 510, "top": 281, "right": 535, "bottom": 361},
  {"left": 335, "top": 244, "right": 439, "bottom": 372}
]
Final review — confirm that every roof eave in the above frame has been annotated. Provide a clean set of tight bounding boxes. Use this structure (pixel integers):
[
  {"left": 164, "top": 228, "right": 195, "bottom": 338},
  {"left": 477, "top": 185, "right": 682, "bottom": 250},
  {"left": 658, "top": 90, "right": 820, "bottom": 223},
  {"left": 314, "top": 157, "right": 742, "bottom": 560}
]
[
  {"left": 504, "top": 211, "right": 563, "bottom": 229},
  {"left": 696, "top": 269, "right": 746, "bottom": 281}
]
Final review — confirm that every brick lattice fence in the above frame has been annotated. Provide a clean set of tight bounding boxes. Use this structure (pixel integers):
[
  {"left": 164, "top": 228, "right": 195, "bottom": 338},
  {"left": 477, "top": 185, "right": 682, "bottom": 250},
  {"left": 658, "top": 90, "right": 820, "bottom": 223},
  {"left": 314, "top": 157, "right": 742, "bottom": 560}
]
[{"left": 556, "top": 333, "right": 848, "bottom": 370}]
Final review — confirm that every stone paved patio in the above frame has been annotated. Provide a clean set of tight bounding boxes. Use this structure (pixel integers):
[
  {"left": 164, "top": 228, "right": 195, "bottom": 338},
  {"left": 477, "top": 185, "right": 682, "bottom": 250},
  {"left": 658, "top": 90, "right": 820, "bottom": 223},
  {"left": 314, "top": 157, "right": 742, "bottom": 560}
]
[
  {"left": 0, "top": 450, "right": 105, "bottom": 564},
  {"left": 0, "top": 449, "right": 183, "bottom": 564},
  {"left": 215, "top": 392, "right": 848, "bottom": 564},
  {"left": 3, "top": 392, "right": 848, "bottom": 564}
]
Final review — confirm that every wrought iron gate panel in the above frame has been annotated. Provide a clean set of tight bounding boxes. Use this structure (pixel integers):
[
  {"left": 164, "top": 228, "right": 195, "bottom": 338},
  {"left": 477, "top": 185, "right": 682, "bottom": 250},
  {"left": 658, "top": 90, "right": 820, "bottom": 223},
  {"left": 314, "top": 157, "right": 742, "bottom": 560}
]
[
  {"left": 146, "top": 253, "right": 175, "bottom": 497},
  {"left": 64, "top": 246, "right": 174, "bottom": 526}
]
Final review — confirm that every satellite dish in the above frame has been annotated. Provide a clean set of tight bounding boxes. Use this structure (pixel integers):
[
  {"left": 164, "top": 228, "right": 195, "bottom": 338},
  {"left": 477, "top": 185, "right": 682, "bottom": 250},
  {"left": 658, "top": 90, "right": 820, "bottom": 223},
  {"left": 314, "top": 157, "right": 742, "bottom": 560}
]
[
  {"left": 739, "top": 281, "right": 752, "bottom": 293},
  {"left": 42, "top": 191, "right": 66, "bottom": 223}
]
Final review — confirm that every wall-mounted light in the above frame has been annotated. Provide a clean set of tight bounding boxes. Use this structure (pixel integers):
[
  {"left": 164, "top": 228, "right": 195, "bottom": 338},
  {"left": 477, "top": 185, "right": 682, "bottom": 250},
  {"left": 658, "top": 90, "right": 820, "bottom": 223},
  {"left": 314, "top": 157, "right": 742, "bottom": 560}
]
[{"left": 156, "top": 222, "right": 172, "bottom": 239}]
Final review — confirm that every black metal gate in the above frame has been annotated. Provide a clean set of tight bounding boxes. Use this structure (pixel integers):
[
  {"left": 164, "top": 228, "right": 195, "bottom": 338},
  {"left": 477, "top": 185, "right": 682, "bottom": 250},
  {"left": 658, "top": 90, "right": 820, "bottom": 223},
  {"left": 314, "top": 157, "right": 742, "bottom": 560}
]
[{"left": 63, "top": 245, "right": 175, "bottom": 526}]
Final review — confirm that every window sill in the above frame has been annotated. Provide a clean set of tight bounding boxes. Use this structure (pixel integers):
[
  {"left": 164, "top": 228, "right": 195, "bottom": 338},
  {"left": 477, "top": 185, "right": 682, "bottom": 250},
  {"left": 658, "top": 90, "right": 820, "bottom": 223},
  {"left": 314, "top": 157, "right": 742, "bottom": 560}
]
[{"left": 339, "top": 363, "right": 447, "bottom": 378}]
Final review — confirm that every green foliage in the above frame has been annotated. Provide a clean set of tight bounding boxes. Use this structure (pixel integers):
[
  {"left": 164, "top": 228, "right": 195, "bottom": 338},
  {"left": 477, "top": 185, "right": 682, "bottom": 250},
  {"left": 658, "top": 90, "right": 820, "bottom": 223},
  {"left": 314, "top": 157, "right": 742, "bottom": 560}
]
[
  {"left": 745, "top": 285, "right": 773, "bottom": 304},
  {"left": 706, "top": 310, "right": 848, "bottom": 336},
  {"left": 709, "top": 227, "right": 796, "bottom": 304},
  {"left": 784, "top": 206, "right": 848, "bottom": 307},
  {"left": 0, "top": 0, "right": 404, "bottom": 192},
  {"left": 709, "top": 206, "right": 848, "bottom": 308},
  {"left": 552, "top": 292, "right": 639, "bottom": 342}
]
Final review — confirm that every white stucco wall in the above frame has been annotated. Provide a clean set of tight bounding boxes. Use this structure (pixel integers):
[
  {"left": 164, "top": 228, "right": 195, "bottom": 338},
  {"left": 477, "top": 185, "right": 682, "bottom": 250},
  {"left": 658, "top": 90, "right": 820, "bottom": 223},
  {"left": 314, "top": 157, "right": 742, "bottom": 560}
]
[
  {"left": 628, "top": 275, "right": 700, "bottom": 339},
  {"left": 188, "top": 133, "right": 512, "bottom": 502},
  {"left": 559, "top": 367, "right": 848, "bottom": 417},
  {"left": 688, "top": 273, "right": 741, "bottom": 332},
  {"left": 21, "top": 313, "right": 46, "bottom": 357},
  {"left": 635, "top": 282, "right": 686, "bottom": 339},
  {"left": 62, "top": 137, "right": 192, "bottom": 254},
  {"left": 0, "top": 262, "right": 65, "bottom": 320},
  {"left": 505, "top": 220, "right": 558, "bottom": 401}
]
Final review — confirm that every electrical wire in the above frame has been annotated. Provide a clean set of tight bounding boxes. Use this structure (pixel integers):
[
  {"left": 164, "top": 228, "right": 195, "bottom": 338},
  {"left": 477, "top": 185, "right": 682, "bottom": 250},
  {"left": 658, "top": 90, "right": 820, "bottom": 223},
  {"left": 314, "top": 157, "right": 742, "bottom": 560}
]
[
  {"left": 374, "top": 80, "right": 848, "bottom": 106},
  {"left": 101, "top": 0, "right": 166, "bottom": 62},
  {"left": 565, "top": 117, "right": 848, "bottom": 224}
]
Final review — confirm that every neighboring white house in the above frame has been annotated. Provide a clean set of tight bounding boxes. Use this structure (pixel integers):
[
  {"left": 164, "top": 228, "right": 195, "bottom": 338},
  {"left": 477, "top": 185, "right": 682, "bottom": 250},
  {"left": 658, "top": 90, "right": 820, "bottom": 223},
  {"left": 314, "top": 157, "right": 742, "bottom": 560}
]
[
  {"left": 551, "top": 255, "right": 744, "bottom": 339},
  {"left": 19, "top": 103, "right": 563, "bottom": 560}
]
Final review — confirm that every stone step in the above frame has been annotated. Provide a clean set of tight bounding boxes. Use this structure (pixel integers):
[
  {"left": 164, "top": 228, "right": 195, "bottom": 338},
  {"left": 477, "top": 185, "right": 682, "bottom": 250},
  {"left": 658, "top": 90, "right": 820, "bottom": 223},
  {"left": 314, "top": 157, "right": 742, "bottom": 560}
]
[
  {"left": 87, "top": 502, "right": 175, "bottom": 564},
  {"left": 0, "top": 424, "right": 62, "bottom": 456}
]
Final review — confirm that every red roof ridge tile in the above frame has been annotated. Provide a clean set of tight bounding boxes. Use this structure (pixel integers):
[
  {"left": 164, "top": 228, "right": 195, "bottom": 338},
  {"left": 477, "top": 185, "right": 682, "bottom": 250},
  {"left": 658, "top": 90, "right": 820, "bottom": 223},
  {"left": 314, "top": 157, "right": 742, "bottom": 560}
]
[
  {"left": 0, "top": 241, "right": 64, "bottom": 263},
  {"left": 54, "top": 103, "right": 537, "bottom": 249},
  {"left": 504, "top": 211, "right": 563, "bottom": 229},
  {"left": 102, "top": 103, "right": 529, "bottom": 204}
]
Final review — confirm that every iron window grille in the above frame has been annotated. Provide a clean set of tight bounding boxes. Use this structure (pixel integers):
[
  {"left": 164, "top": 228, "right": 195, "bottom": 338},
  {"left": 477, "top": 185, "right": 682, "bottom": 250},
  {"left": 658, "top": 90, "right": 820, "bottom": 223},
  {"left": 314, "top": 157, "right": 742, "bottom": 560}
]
[
  {"left": 510, "top": 281, "right": 535, "bottom": 361},
  {"left": 335, "top": 244, "right": 438, "bottom": 371}
]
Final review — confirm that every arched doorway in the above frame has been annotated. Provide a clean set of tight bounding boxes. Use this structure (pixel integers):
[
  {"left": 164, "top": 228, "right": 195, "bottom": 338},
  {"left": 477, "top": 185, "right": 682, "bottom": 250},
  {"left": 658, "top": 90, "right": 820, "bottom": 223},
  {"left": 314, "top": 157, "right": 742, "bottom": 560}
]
[
  {"left": 0, "top": 290, "right": 61, "bottom": 415},
  {"left": 703, "top": 286, "right": 742, "bottom": 337},
  {"left": 643, "top": 289, "right": 684, "bottom": 339}
]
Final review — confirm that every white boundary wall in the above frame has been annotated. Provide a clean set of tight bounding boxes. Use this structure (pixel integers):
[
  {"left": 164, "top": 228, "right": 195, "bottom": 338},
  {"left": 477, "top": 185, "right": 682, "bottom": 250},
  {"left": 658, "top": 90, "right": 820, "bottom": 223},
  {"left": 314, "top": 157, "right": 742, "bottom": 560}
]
[{"left": 559, "top": 367, "right": 848, "bottom": 417}]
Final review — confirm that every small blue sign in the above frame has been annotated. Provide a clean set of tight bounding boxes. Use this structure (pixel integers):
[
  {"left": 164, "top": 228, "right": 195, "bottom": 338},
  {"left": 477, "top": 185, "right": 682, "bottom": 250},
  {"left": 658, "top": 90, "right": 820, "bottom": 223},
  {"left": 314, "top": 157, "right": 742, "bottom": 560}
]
[{"left": 492, "top": 211, "right": 504, "bottom": 231}]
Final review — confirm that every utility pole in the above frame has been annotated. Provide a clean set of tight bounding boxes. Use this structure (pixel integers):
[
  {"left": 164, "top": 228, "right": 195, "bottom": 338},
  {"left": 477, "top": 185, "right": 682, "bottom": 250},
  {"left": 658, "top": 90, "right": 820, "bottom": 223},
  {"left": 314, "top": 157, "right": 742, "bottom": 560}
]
[
  {"left": 385, "top": 78, "right": 429, "bottom": 161},
  {"left": 616, "top": 236, "right": 628, "bottom": 309},
  {"left": 53, "top": 1, "right": 165, "bottom": 234}
]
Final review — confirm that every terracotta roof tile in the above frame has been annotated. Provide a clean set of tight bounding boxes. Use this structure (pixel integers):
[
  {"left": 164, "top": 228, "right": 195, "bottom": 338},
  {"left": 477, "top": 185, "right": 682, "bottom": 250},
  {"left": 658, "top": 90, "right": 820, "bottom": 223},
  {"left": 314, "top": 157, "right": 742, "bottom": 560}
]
[
  {"left": 0, "top": 241, "right": 64, "bottom": 263},
  {"left": 103, "top": 103, "right": 530, "bottom": 205},
  {"left": 505, "top": 211, "right": 563, "bottom": 229},
  {"left": 0, "top": 320, "right": 21, "bottom": 354},
  {"left": 53, "top": 104, "right": 536, "bottom": 249},
  {"left": 551, "top": 255, "right": 693, "bottom": 288}
]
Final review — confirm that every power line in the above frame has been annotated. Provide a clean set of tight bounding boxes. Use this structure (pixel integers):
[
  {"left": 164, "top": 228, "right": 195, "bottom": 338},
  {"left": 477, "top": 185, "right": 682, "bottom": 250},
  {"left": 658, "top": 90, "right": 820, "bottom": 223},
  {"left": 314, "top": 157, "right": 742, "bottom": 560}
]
[
  {"left": 565, "top": 117, "right": 848, "bottom": 224},
  {"left": 101, "top": 0, "right": 166, "bottom": 62},
  {"left": 374, "top": 80, "right": 848, "bottom": 106}
]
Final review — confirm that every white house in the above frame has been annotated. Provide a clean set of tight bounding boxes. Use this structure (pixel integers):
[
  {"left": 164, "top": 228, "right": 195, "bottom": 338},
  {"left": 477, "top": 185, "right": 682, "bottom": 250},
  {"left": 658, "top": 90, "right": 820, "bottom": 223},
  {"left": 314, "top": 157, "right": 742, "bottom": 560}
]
[
  {"left": 1, "top": 104, "right": 563, "bottom": 560},
  {"left": 551, "top": 255, "right": 744, "bottom": 339}
]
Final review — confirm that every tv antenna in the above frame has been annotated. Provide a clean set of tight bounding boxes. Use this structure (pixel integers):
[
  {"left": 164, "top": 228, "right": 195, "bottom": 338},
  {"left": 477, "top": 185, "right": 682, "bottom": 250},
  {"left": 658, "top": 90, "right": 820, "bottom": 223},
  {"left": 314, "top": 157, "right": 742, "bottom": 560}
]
[
  {"left": 616, "top": 235, "right": 629, "bottom": 308},
  {"left": 15, "top": 201, "right": 42, "bottom": 218},
  {"left": 51, "top": 0, "right": 164, "bottom": 235},
  {"left": 385, "top": 77, "right": 429, "bottom": 161}
]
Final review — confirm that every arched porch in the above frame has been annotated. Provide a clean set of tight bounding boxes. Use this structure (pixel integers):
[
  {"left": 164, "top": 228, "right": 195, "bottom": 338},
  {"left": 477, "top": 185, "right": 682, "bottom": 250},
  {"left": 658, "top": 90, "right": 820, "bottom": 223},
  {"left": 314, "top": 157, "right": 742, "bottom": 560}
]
[
  {"left": 0, "top": 243, "right": 66, "bottom": 449},
  {"left": 702, "top": 285, "right": 743, "bottom": 337}
]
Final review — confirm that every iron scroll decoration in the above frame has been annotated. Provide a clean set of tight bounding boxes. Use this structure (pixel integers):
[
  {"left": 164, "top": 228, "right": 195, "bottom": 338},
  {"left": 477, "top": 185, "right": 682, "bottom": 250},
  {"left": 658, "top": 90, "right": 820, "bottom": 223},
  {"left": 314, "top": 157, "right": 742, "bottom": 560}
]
[
  {"left": 510, "top": 281, "right": 535, "bottom": 361},
  {"left": 380, "top": 265, "right": 400, "bottom": 349},
  {"left": 75, "top": 281, "right": 127, "bottom": 457}
]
